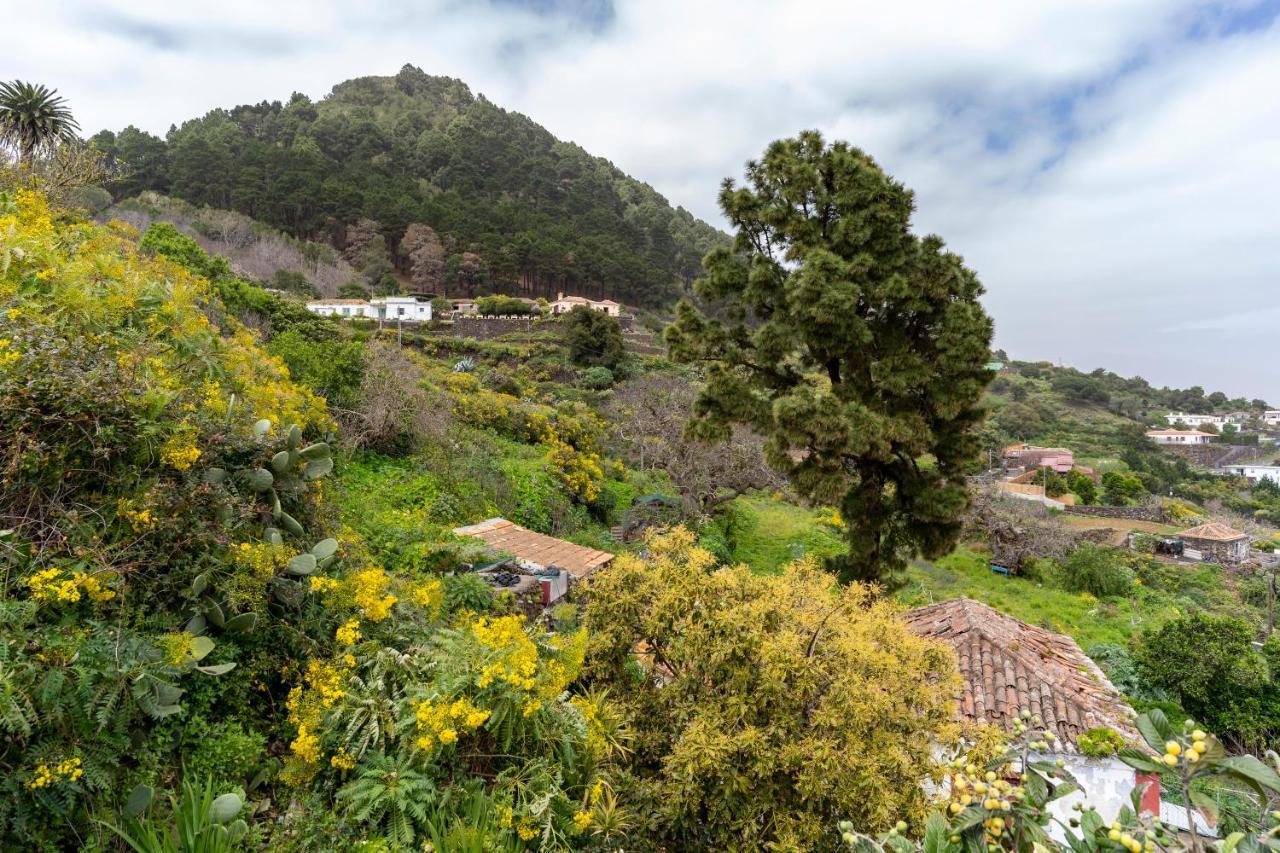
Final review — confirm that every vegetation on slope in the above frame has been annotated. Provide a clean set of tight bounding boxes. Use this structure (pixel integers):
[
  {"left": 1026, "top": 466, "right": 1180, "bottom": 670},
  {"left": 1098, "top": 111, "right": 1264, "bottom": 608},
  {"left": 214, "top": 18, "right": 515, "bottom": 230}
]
[{"left": 90, "top": 64, "right": 727, "bottom": 306}]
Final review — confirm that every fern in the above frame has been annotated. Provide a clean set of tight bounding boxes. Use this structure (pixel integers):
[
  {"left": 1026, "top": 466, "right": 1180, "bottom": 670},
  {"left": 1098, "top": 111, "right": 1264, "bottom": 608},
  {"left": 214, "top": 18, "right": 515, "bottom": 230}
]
[{"left": 336, "top": 752, "right": 435, "bottom": 845}]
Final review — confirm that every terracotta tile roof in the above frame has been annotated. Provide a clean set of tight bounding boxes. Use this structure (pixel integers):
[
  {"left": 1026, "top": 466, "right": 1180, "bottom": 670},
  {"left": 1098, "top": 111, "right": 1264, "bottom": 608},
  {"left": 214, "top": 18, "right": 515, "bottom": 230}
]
[
  {"left": 1178, "top": 521, "right": 1248, "bottom": 542},
  {"left": 903, "top": 598, "right": 1138, "bottom": 750},
  {"left": 452, "top": 518, "right": 614, "bottom": 580},
  {"left": 307, "top": 299, "right": 369, "bottom": 305},
  {"left": 1146, "top": 429, "right": 1215, "bottom": 437}
]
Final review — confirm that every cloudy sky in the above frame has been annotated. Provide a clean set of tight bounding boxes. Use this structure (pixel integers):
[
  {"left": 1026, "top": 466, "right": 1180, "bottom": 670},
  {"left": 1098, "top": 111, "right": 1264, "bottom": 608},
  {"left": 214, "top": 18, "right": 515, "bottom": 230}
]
[{"left": 8, "top": 0, "right": 1280, "bottom": 400}]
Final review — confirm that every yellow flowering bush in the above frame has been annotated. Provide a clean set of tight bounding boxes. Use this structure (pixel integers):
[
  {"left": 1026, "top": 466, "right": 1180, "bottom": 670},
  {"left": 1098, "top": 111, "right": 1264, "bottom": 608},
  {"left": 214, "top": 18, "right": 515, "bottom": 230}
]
[
  {"left": 25, "top": 568, "right": 117, "bottom": 604},
  {"left": 27, "top": 757, "right": 84, "bottom": 790},
  {"left": 414, "top": 695, "right": 492, "bottom": 750}
]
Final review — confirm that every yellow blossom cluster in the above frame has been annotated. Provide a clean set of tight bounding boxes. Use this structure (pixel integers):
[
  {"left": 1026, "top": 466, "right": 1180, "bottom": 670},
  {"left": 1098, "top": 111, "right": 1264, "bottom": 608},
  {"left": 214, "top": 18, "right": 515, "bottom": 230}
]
[
  {"left": 159, "top": 428, "right": 202, "bottom": 470},
  {"left": 0, "top": 337, "right": 19, "bottom": 369},
  {"left": 414, "top": 695, "right": 492, "bottom": 751},
  {"left": 335, "top": 619, "right": 362, "bottom": 646},
  {"left": 27, "top": 757, "right": 84, "bottom": 790},
  {"left": 26, "top": 568, "right": 117, "bottom": 604},
  {"left": 120, "top": 504, "right": 155, "bottom": 531},
  {"left": 157, "top": 632, "right": 197, "bottom": 666},
  {"left": 282, "top": 656, "right": 354, "bottom": 784},
  {"left": 330, "top": 748, "right": 357, "bottom": 771},
  {"left": 474, "top": 615, "right": 539, "bottom": 692},
  {"left": 350, "top": 566, "right": 397, "bottom": 622},
  {"left": 543, "top": 432, "right": 603, "bottom": 502},
  {"left": 409, "top": 577, "right": 443, "bottom": 619},
  {"left": 308, "top": 575, "right": 340, "bottom": 596},
  {"left": 231, "top": 542, "right": 293, "bottom": 580}
]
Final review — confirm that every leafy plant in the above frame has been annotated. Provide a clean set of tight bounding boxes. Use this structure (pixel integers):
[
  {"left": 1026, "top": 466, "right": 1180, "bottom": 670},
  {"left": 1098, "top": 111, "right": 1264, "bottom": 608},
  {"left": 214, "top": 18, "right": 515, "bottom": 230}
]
[{"left": 101, "top": 777, "right": 248, "bottom": 853}]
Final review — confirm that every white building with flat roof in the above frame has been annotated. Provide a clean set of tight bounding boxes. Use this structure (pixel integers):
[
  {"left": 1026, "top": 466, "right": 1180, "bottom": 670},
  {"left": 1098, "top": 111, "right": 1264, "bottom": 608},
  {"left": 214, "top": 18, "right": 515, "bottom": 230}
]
[
  {"left": 1221, "top": 464, "right": 1280, "bottom": 485},
  {"left": 306, "top": 296, "right": 433, "bottom": 323}
]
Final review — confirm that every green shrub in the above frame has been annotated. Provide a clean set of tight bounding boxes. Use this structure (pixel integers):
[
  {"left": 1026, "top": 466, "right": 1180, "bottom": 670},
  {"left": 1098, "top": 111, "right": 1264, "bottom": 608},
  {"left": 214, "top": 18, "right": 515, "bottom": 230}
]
[
  {"left": 580, "top": 366, "right": 615, "bottom": 389},
  {"left": 185, "top": 720, "right": 269, "bottom": 789},
  {"left": 1054, "top": 545, "right": 1134, "bottom": 598},
  {"left": 1077, "top": 727, "right": 1125, "bottom": 758},
  {"left": 443, "top": 572, "right": 495, "bottom": 615}
]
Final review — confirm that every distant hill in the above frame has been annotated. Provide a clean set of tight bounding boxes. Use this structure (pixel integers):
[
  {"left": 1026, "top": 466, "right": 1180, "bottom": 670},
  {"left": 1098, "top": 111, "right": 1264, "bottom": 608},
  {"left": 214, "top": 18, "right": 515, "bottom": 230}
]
[
  {"left": 90, "top": 64, "right": 727, "bottom": 306},
  {"left": 981, "top": 357, "right": 1271, "bottom": 465}
]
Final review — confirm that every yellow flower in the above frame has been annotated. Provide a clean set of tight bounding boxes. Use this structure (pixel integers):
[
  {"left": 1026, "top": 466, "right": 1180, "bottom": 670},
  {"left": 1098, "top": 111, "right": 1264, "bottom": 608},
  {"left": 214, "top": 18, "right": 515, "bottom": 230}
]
[
  {"left": 160, "top": 429, "right": 202, "bottom": 471},
  {"left": 572, "top": 810, "right": 592, "bottom": 832},
  {"left": 330, "top": 749, "right": 357, "bottom": 771},
  {"left": 335, "top": 619, "right": 362, "bottom": 646}
]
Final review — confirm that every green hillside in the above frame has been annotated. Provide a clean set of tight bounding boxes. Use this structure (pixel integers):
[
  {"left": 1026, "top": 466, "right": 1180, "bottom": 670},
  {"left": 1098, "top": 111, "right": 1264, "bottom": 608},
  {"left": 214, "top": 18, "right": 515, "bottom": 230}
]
[{"left": 90, "top": 64, "right": 727, "bottom": 306}]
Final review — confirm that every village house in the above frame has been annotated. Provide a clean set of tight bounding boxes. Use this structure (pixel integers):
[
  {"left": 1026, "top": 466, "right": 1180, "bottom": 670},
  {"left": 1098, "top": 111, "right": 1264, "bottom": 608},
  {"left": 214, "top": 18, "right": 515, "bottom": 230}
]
[
  {"left": 1146, "top": 428, "right": 1215, "bottom": 445},
  {"left": 903, "top": 598, "right": 1213, "bottom": 839},
  {"left": 1222, "top": 464, "right": 1280, "bottom": 485},
  {"left": 1176, "top": 521, "right": 1250, "bottom": 565},
  {"left": 306, "top": 295, "right": 434, "bottom": 322},
  {"left": 1163, "top": 412, "right": 1241, "bottom": 429},
  {"left": 1263, "top": 411, "right": 1280, "bottom": 426},
  {"left": 452, "top": 517, "right": 614, "bottom": 608},
  {"left": 549, "top": 292, "right": 622, "bottom": 317},
  {"left": 1002, "top": 443, "right": 1074, "bottom": 472}
]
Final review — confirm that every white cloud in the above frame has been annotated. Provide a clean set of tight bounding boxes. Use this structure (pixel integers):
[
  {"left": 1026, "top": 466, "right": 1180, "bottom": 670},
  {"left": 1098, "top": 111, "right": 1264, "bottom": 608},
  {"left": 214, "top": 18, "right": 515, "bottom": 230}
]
[{"left": 5, "top": 0, "right": 1278, "bottom": 398}]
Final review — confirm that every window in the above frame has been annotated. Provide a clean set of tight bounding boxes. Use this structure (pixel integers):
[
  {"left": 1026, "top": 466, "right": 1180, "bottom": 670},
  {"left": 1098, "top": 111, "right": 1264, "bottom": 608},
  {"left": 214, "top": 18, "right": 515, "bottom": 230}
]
[
  {"left": 398, "top": 306, "right": 405, "bottom": 316},
  {"left": 342, "top": 307, "right": 350, "bottom": 316}
]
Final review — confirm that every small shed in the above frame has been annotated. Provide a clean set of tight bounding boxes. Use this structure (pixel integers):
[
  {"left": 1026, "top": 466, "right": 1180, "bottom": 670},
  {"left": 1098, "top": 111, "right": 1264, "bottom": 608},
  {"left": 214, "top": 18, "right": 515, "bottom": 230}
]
[
  {"left": 452, "top": 518, "right": 614, "bottom": 581},
  {"left": 1177, "top": 522, "right": 1249, "bottom": 565}
]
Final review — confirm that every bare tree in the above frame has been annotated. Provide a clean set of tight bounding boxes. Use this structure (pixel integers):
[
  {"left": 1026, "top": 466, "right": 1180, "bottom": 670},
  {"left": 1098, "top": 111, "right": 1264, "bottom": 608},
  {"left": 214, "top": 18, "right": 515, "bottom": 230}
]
[
  {"left": 342, "top": 340, "right": 450, "bottom": 454},
  {"left": 966, "top": 486, "right": 1073, "bottom": 572},
  {"left": 400, "top": 223, "right": 446, "bottom": 292},
  {"left": 608, "top": 372, "right": 783, "bottom": 518}
]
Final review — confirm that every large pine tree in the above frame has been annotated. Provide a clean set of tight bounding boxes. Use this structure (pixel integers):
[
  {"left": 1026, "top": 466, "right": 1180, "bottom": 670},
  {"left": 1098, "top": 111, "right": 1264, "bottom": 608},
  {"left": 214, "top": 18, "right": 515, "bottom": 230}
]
[{"left": 667, "top": 131, "right": 993, "bottom": 589}]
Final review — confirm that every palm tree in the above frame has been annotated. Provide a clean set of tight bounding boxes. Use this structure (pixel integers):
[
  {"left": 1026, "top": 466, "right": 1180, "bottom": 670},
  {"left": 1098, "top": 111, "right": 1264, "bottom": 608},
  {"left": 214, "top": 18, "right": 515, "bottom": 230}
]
[{"left": 0, "top": 80, "right": 80, "bottom": 165}]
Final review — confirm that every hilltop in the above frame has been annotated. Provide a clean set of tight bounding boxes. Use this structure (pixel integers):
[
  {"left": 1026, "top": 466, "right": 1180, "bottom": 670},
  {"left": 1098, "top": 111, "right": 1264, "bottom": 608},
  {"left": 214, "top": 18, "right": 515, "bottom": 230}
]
[{"left": 89, "top": 64, "right": 727, "bottom": 307}]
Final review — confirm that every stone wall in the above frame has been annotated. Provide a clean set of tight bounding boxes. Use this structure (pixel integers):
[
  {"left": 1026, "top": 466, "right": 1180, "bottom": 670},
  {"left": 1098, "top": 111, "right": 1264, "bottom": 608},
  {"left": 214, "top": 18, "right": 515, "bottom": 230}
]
[
  {"left": 426, "top": 313, "right": 634, "bottom": 342},
  {"left": 1158, "top": 444, "right": 1233, "bottom": 468},
  {"left": 1063, "top": 504, "right": 1166, "bottom": 523}
]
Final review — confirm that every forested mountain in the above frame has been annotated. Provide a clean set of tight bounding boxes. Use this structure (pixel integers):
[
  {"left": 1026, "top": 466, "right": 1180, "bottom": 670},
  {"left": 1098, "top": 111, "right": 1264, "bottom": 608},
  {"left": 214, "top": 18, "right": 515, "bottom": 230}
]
[{"left": 90, "top": 64, "right": 727, "bottom": 305}]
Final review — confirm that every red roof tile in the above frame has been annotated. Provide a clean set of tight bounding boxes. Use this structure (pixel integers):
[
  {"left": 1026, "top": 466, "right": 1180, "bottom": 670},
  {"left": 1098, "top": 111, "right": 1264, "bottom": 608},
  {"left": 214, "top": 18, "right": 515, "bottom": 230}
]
[{"left": 904, "top": 598, "right": 1138, "bottom": 750}]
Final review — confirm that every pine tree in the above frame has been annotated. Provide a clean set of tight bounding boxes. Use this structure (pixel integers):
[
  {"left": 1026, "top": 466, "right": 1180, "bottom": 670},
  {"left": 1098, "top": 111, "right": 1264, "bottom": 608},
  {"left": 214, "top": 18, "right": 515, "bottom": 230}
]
[{"left": 667, "top": 131, "right": 993, "bottom": 589}]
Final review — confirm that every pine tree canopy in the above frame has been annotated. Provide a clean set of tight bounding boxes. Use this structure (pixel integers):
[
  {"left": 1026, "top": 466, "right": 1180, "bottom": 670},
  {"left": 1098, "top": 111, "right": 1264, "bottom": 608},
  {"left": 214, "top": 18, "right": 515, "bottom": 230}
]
[{"left": 666, "top": 130, "right": 993, "bottom": 589}]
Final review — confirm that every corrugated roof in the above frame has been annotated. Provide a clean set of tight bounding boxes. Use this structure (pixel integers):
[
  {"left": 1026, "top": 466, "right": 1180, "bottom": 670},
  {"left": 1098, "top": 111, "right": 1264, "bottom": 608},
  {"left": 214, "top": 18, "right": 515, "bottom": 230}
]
[
  {"left": 1178, "top": 521, "right": 1247, "bottom": 542},
  {"left": 452, "top": 518, "right": 614, "bottom": 580},
  {"left": 903, "top": 598, "right": 1138, "bottom": 750}
]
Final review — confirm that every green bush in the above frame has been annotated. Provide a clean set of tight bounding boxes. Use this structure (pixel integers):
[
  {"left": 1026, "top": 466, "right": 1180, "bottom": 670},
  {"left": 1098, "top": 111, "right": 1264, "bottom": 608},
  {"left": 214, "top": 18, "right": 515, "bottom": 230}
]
[
  {"left": 1054, "top": 545, "right": 1133, "bottom": 598},
  {"left": 1077, "top": 727, "right": 1125, "bottom": 757},
  {"left": 580, "top": 366, "right": 615, "bottom": 389},
  {"left": 185, "top": 720, "right": 269, "bottom": 789}
]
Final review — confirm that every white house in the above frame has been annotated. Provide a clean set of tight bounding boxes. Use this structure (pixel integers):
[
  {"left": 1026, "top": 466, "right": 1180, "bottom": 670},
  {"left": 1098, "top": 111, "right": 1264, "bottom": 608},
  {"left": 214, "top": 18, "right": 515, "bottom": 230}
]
[
  {"left": 306, "top": 296, "right": 433, "bottom": 323},
  {"left": 1263, "top": 411, "right": 1280, "bottom": 426},
  {"left": 549, "top": 292, "right": 622, "bottom": 317},
  {"left": 1147, "top": 429, "right": 1215, "bottom": 445},
  {"left": 1164, "top": 412, "right": 1242, "bottom": 428},
  {"left": 1222, "top": 464, "right": 1280, "bottom": 485}
]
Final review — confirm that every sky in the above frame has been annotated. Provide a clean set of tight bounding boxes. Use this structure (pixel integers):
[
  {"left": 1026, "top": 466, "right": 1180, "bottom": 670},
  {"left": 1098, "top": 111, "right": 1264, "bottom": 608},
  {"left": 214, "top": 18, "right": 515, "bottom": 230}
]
[{"left": 6, "top": 0, "right": 1280, "bottom": 401}]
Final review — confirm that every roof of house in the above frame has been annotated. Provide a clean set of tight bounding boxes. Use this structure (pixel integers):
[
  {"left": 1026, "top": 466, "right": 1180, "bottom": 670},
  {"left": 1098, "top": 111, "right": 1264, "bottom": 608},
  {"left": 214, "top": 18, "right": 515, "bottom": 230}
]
[
  {"left": 1003, "top": 443, "right": 1070, "bottom": 455},
  {"left": 452, "top": 518, "right": 614, "bottom": 580},
  {"left": 1146, "top": 429, "right": 1216, "bottom": 437},
  {"left": 308, "top": 299, "right": 369, "bottom": 306},
  {"left": 903, "top": 598, "right": 1139, "bottom": 749},
  {"left": 1177, "top": 521, "right": 1248, "bottom": 542}
]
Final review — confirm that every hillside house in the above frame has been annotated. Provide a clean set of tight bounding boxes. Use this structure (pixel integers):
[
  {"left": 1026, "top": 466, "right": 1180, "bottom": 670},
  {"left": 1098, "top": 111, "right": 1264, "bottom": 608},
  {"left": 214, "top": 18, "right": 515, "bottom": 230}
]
[
  {"left": 306, "top": 296, "right": 433, "bottom": 322},
  {"left": 902, "top": 599, "right": 1202, "bottom": 838},
  {"left": 1222, "top": 464, "right": 1280, "bottom": 485},
  {"left": 1164, "top": 412, "right": 1241, "bottom": 428},
  {"left": 549, "top": 292, "right": 622, "bottom": 317},
  {"left": 1146, "top": 429, "right": 1214, "bottom": 445},
  {"left": 1263, "top": 411, "right": 1280, "bottom": 426},
  {"left": 1177, "top": 521, "right": 1249, "bottom": 564},
  {"left": 452, "top": 518, "right": 614, "bottom": 607},
  {"left": 1002, "top": 443, "right": 1074, "bottom": 472}
]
